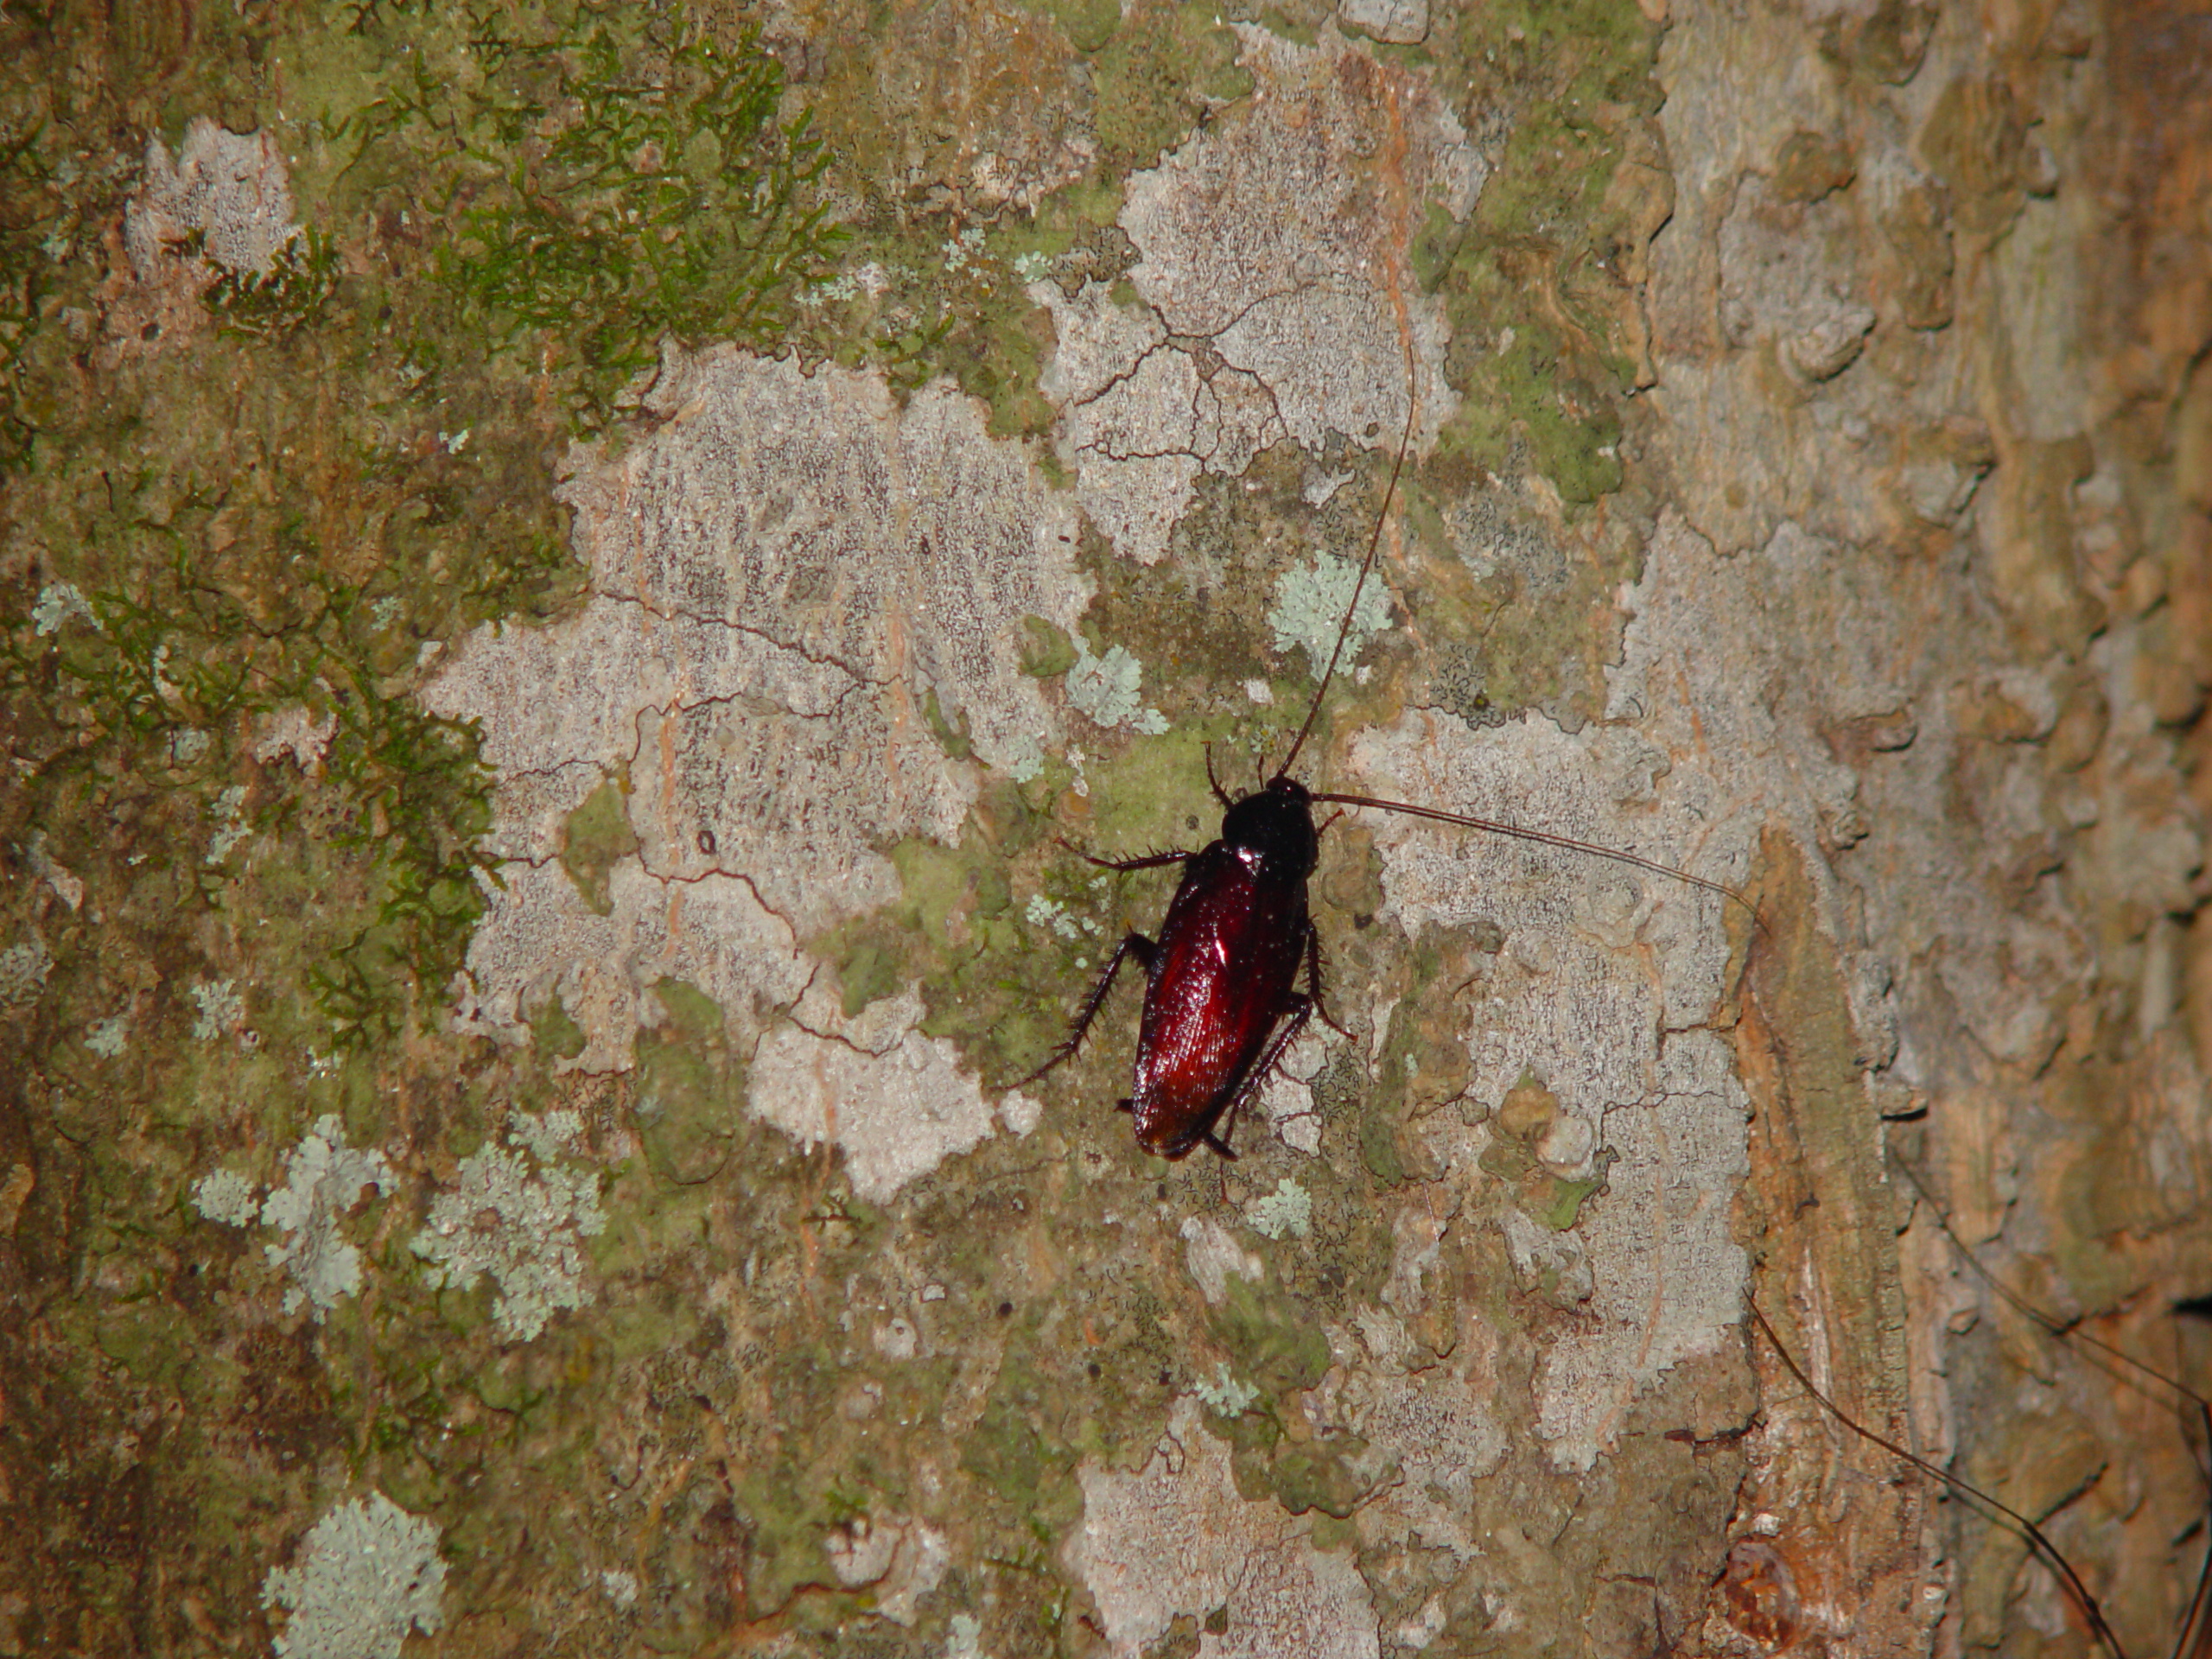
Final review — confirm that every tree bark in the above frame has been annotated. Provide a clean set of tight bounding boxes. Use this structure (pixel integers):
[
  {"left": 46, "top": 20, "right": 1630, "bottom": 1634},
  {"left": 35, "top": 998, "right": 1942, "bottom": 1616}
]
[{"left": 4, "top": 0, "right": 2210, "bottom": 1656}]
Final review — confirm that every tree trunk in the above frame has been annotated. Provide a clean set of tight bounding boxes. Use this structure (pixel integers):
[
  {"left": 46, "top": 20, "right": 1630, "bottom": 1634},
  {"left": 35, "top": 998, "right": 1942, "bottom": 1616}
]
[{"left": 3, "top": 0, "right": 2209, "bottom": 1656}]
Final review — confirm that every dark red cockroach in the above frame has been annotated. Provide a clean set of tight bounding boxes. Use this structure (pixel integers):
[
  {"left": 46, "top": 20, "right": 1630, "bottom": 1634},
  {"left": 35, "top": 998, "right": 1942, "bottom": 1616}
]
[{"left": 1019, "top": 414, "right": 1752, "bottom": 1161}]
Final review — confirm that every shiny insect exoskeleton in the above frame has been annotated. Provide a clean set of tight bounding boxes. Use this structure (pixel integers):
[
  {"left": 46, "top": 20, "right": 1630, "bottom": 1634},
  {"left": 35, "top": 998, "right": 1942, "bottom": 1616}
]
[{"left": 1023, "top": 774, "right": 1325, "bottom": 1159}]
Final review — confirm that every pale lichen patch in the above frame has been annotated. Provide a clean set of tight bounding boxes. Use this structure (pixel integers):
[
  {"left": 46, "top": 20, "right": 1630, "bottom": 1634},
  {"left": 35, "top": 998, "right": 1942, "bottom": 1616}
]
[
  {"left": 1066, "top": 1400, "right": 1381, "bottom": 1659},
  {"left": 747, "top": 986, "right": 1010, "bottom": 1204},
  {"left": 254, "top": 1116, "right": 397, "bottom": 1320},
  {"left": 191, "top": 1167, "right": 260, "bottom": 1229},
  {"left": 1345, "top": 709, "right": 1751, "bottom": 1122},
  {"left": 0, "top": 934, "right": 52, "bottom": 1008},
  {"left": 1122, "top": 26, "right": 1477, "bottom": 449},
  {"left": 1316, "top": 1357, "right": 1506, "bottom": 1560},
  {"left": 1340, "top": 695, "right": 1758, "bottom": 1470},
  {"left": 422, "top": 351, "right": 1085, "bottom": 1166},
  {"left": 31, "top": 581, "right": 93, "bottom": 636},
  {"left": 188, "top": 977, "right": 246, "bottom": 1042},
  {"left": 822, "top": 1514, "right": 949, "bottom": 1625},
  {"left": 261, "top": 1492, "right": 445, "bottom": 1659},
  {"left": 411, "top": 1109, "right": 607, "bottom": 1343},
  {"left": 1037, "top": 26, "right": 1480, "bottom": 565},
  {"left": 253, "top": 706, "right": 338, "bottom": 770},
  {"left": 1268, "top": 550, "right": 1393, "bottom": 675},
  {"left": 1535, "top": 1034, "right": 1751, "bottom": 1470},
  {"left": 32, "top": 836, "right": 90, "bottom": 912},
  {"left": 85, "top": 1012, "right": 130, "bottom": 1058},
  {"left": 1193, "top": 1363, "right": 1260, "bottom": 1416},
  {"left": 1065, "top": 643, "right": 1169, "bottom": 734},
  {"left": 1180, "top": 1214, "right": 1264, "bottom": 1304},
  {"left": 1247, "top": 1178, "right": 1313, "bottom": 1240},
  {"left": 104, "top": 118, "right": 299, "bottom": 360}
]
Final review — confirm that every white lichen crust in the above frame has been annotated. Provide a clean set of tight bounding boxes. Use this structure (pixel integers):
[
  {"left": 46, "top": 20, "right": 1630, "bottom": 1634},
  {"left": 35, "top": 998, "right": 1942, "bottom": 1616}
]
[
  {"left": 421, "top": 348, "right": 1084, "bottom": 1194},
  {"left": 1038, "top": 24, "right": 1481, "bottom": 566},
  {"left": 411, "top": 1109, "right": 607, "bottom": 1343},
  {"left": 1336, "top": 709, "right": 1754, "bottom": 1470},
  {"left": 1067, "top": 1400, "right": 1381, "bottom": 1659},
  {"left": 261, "top": 1492, "right": 445, "bottom": 1659}
]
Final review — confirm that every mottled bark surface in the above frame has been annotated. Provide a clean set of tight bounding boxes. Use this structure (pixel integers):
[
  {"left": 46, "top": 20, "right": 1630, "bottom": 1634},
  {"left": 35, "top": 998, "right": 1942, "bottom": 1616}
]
[{"left": 3, "top": 1, "right": 2210, "bottom": 1656}]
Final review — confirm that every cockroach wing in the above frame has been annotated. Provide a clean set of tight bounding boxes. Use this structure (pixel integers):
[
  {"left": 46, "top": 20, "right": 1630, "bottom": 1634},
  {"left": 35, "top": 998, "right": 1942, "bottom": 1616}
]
[{"left": 1128, "top": 842, "right": 1310, "bottom": 1157}]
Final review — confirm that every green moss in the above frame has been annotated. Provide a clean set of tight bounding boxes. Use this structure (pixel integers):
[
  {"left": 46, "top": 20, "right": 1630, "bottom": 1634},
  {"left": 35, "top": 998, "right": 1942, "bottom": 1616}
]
[
  {"left": 0, "top": 7, "right": 944, "bottom": 1649},
  {"left": 1206, "top": 1274, "right": 1330, "bottom": 1397},
  {"left": 1091, "top": 2, "right": 1254, "bottom": 172},
  {"left": 632, "top": 1030, "right": 724, "bottom": 1162},
  {"left": 922, "top": 685, "right": 976, "bottom": 761},
  {"left": 0, "top": 114, "right": 70, "bottom": 471},
  {"left": 557, "top": 777, "right": 639, "bottom": 917},
  {"left": 1439, "top": 315, "right": 1624, "bottom": 505},
  {"left": 7, "top": 488, "right": 504, "bottom": 1044},
  {"left": 1037, "top": 0, "right": 1125, "bottom": 54},
  {"left": 374, "top": 14, "right": 842, "bottom": 418},
  {"left": 93, "top": 1299, "right": 195, "bottom": 1387},
  {"left": 1417, "top": 0, "right": 1661, "bottom": 511},
  {"left": 528, "top": 993, "right": 588, "bottom": 1061},
  {"left": 203, "top": 226, "right": 344, "bottom": 339},
  {"left": 1018, "top": 613, "right": 1080, "bottom": 678},
  {"left": 960, "top": 1347, "right": 1084, "bottom": 1529},
  {"left": 1262, "top": 1437, "right": 1372, "bottom": 1518},
  {"left": 1542, "top": 1164, "right": 1611, "bottom": 1232},
  {"left": 1357, "top": 1108, "right": 1405, "bottom": 1185}
]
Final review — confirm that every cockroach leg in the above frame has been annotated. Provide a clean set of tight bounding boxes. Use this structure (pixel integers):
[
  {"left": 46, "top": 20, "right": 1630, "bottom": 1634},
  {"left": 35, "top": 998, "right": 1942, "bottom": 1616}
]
[
  {"left": 1209, "top": 983, "right": 1319, "bottom": 1161},
  {"left": 1304, "top": 922, "right": 1351, "bottom": 1041},
  {"left": 1077, "top": 847, "right": 1194, "bottom": 874},
  {"left": 1203, "top": 741, "right": 1236, "bottom": 810},
  {"left": 1017, "top": 931, "right": 1159, "bottom": 1089}
]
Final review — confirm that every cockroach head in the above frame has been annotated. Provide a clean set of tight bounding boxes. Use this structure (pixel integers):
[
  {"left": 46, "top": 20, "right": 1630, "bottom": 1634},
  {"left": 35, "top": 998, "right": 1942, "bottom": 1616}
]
[{"left": 1220, "top": 775, "right": 1319, "bottom": 879}]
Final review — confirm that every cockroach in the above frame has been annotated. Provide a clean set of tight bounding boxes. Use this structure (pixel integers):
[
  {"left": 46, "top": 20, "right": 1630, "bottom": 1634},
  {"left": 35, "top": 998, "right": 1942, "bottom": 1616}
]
[{"left": 1018, "top": 405, "right": 1753, "bottom": 1160}]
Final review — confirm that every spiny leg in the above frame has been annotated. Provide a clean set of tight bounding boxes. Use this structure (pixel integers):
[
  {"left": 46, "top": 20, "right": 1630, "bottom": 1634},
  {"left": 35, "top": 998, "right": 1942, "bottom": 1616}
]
[
  {"left": 1080, "top": 849, "right": 1192, "bottom": 874},
  {"left": 1203, "top": 741, "right": 1235, "bottom": 810},
  {"left": 1304, "top": 923, "right": 1351, "bottom": 1040},
  {"left": 1016, "top": 931, "right": 1158, "bottom": 1090}
]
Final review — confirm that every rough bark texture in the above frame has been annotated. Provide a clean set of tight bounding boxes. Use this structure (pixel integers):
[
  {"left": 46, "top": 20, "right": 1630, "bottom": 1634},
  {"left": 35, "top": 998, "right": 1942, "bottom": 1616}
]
[{"left": 3, "top": 0, "right": 2210, "bottom": 1656}]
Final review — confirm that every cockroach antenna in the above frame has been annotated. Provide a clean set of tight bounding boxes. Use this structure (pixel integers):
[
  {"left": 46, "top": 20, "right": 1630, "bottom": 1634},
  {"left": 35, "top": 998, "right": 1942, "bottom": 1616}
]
[{"left": 1278, "top": 386, "right": 1761, "bottom": 925}]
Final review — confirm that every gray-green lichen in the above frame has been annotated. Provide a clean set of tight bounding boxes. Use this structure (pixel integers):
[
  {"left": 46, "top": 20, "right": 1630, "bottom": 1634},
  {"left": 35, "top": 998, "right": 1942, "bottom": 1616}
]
[
  {"left": 410, "top": 1109, "right": 607, "bottom": 1343},
  {"left": 0, "top": 934, "right": 50, "bottom": 1007},
  {"left": 1246, "top": 1178, "right": 1313, "bottom": 1241},
  {"left": 189, "top": 1166, "right": 259, "bottom": 1229},
  {"left": 30, "top": 581, "right": 92, "bottom": 635},
  {"left": 188, "top": 977, "right": 246, "bottom": 1042},
  {"left": 260, "top": 1492, "right": 445, "bottom": 1659},
  {"left": 237, "top": 1116, "right": 395, "bottom": 1320},
  {"left": 1066, "top": 642, "right": 1170, "bottom": 733},
  {"left": 1268, "top": 552, "right": 1393, "bottom": 676}
]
